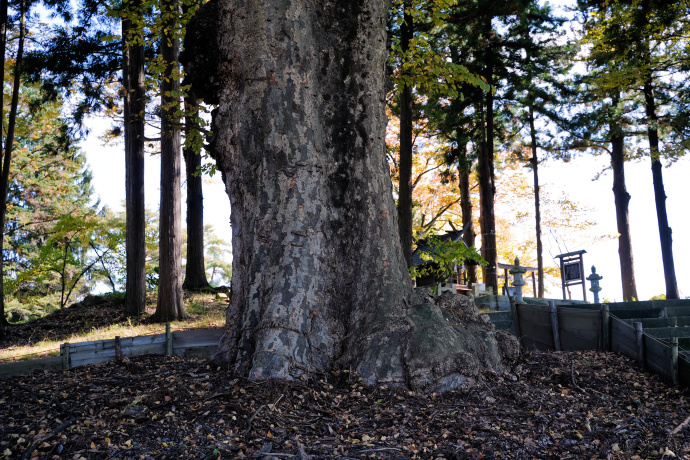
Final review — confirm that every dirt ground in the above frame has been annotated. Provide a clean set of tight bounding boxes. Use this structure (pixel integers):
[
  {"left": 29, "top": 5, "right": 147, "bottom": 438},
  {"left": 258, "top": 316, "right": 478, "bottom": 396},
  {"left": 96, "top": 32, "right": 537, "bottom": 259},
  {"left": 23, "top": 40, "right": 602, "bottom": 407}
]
[{"left": 2, "top": 348, "right": 690, "bottom": 459}]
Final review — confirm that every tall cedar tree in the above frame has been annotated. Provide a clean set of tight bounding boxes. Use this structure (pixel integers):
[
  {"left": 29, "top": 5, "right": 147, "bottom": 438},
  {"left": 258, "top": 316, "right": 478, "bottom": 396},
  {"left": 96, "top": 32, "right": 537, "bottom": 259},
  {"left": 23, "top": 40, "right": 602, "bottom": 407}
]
[
  {"left": 181, "top": 91, "right": 210, "bottom": 290},
  {"left": 389, "top": 0, "right": 489, "bottom": 269},
  {"left": 155, "top": 0, "right": 186, "bottom": 321},
  {"left": 561, "top": 84, "right": 640, "bottom": 299},
  {"left": 122, "top": 0, "right": 147, "bottom": 315},
  {"left": 580, "top": 0, "right": 689, "bottom": 299},
  {"left": 500, "top": 2, "right": 572, "bottom": 298},
  {"left": 570, "top": 0, "right": 690, "bottom": 300},
  {"left": 179, "top": 0, "right": 209, "bottom": 291},
  {"left": 427, "top": 0, "right": 537, "bottom": 294},
  {"left": 397, "top": 0, "right": 414, "bottom": 268},
  {"left": 23, "top": 0, "right": 147, "bottom": 313},
  {"left": 0, "top": 0, "right": 26, "bottom": 335}
]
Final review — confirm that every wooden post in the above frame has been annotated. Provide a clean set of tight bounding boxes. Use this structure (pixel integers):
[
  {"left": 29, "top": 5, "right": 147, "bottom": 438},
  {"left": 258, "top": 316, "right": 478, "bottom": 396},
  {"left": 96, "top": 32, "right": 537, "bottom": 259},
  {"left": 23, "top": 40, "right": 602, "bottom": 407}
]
[
  {"left": 61, "top": 342, "right": 70, "bottom": 370},
  {"left": 579, "top": 253, "right": 587, "bottom": 302},
  {"left": 509, "top": 296, "right": 522, "bottom": 344},
  {"left": 635, "top": 322, "right": 644, "bottom": 369},
  {"left": 531, "top": 271, "right": 536, "bottom": 298},
  {"left": 549, "top": 301, "right": 561, "bottom": 351},
  {"left": 671, "top": 337, "right": 679, "bottom": 386},
  {"left": 165, "top": 323, "right": 173, "bottom": 356},
  {"left": 115, "top": 336, "right": 123, "bottom": 361},
  {"left": 601, "top": 305, "right": 610, "bottom": 352},
  {"left": 559, "top": 257, "right": 566, "bottom": 300}
]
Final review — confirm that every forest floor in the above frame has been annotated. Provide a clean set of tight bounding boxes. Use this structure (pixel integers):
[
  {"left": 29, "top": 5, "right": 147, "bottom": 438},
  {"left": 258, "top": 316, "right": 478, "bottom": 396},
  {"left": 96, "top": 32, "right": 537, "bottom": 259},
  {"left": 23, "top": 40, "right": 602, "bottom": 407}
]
[{"left": 2, "top": 345, "right": 690, "bottom": 459}]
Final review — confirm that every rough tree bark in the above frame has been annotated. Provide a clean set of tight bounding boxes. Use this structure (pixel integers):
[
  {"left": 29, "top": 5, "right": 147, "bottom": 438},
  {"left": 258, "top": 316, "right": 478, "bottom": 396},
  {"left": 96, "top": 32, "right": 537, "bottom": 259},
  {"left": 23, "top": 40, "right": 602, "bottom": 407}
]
[
  {"left": 643, "top": 81, "right": 678, "bottom": 300},
  {"left": 183, "top": 0, "right": 513, "bottom": 390},
  {"left": 397, "top": 0, "right": 414, "bottom": 268},
  {"left": 478, "top": 16, "right": 498, "bottom": 295},
  {"left": 155, "top": 0, "right": 186, "bottom": 321},
  {"left": 123, "top": 0, "right": 147, "bottom": 316},
  {"left": 609, "top": 95, "right": 638, "bottom": 301},
  {"left": 182, "top": 91, "right": 210, "bottom": 291}
]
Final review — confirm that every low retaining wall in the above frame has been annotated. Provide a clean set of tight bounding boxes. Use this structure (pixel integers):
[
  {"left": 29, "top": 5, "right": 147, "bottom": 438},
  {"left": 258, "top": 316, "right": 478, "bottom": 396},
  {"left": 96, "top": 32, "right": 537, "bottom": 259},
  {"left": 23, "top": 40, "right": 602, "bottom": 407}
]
[{"left": 0, "top": 325, "right": 224, "bottom": 378}]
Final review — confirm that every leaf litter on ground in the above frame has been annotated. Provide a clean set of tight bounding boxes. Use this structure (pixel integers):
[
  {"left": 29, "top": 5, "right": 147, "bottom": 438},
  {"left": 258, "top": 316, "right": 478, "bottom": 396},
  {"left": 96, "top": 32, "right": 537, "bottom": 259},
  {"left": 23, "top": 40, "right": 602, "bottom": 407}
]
[{"left": 1, "top": 349, "right": 690, "bottom": 459}]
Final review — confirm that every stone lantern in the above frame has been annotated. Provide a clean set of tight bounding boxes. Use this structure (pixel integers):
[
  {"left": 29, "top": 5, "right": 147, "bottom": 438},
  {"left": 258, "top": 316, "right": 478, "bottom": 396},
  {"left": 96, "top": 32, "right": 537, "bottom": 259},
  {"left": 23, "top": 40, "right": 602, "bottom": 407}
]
[
  {"left": 586, "top": 266, "right": 603, "bottom": 304},
  {"left": 510, "top": 257, "right": 527, "bottom": 302}
]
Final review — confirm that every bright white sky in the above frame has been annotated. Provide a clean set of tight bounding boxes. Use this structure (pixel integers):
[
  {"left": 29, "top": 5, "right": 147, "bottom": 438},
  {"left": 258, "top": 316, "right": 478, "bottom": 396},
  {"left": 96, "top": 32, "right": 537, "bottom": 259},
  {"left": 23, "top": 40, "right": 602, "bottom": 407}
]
[{"left": 81, "top": 116, "right": 690, "bottom": 303}]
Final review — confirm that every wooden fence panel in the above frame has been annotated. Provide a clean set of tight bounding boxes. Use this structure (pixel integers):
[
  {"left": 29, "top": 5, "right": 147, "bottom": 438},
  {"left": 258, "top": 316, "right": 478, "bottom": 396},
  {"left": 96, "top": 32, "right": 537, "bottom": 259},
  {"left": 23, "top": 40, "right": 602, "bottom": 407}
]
[
  {"left": 130, "top": 334, "right": 167, "bottom": 356},
  {"left": 611, "top": 317, "right": 637, "bottom": 360},
  {"left": 624, "top": 317, "right": 677, "bottom": 328},
  {"left": 643, "top": 326, "right": 690, "bottom": 340},
  {"left": 610, "top": 308, "right": 663, "bottom": 320},
  {"left": 666, "top": 306, "right": 690, "bottom": 317},
  {"left": 557, "top": 309, "right": 601, "bottom": 351},
  {"left": 70, "top": 339, "right": 119, "bottom": 367},
  {"left": 645, "top": 336, "right": 672, "bottom": 382},
  {"left": 517, "top": 304, "right": 554, "bottom": 350},
  {"left": 0, "top": 356, "right": 63, "bottom": 377},
  {"left": 607, "top": 301, "right": 656, "bottom": 311},
  {"left": 173, "top": 329, "right": 223, "bottom": 358},
  {"left": 679, "top": 356, "right": 690, "bottom": 388},
  {"left": 676, "top": 317, "right": 690, "bottom": 327}
]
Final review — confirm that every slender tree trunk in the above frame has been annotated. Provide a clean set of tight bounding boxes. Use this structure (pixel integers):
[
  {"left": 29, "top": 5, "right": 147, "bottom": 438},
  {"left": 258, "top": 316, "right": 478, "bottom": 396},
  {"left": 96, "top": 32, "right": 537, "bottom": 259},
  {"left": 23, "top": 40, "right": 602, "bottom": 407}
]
[
  {"left": 156, "top": 0, "right": 186, "bottom": 321},
  {"left": 458, "top": 145, "right": 476, "bottom": 285},
  {"left": 478, "top": 20, "right": 497, "bottom": 294},
  {"left": 182, "top": 91, "right": 210, "bottom": 290},
  {"left": 609, "top": 95, "right": 638, "bottom": 301},
  {"left": 183, "top": 0, "right": 509, "bottom": 390},
  {"left": 528, "top": 107, "right": 544, "bottom": 298},
  {"left": 0, "top": 0, "right": 9, "bottom": 334},
  {"left": 397, "top": 0, "right": 414, "bottom": 267},
  {"left": 644, "top": 81, "right": 678, "bottom": 299},
  {"left": 123, "top": 0, "right": 147, "bottom": 316},
  {"left": 0, "top": 0, "right": 25, "bottom": 334}
]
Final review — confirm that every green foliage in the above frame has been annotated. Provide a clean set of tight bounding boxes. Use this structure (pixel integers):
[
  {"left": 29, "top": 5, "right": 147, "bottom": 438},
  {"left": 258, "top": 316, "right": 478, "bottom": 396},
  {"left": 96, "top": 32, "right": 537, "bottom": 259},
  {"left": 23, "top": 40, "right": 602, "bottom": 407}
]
[
  {"left": 388, "top": 0, "right": 490, "bottom": 99},
  {"left": 4, "top": 295, "right": 61, "bottom": 324},
  {"left": 1, "top": 82, "right": 113, "bottom": 310},
  {"left": 409, "top": 235, "right": 484, "bottom": 282},
  {"left": 90, "top": 208, "right": 161, "bottom": 292}
]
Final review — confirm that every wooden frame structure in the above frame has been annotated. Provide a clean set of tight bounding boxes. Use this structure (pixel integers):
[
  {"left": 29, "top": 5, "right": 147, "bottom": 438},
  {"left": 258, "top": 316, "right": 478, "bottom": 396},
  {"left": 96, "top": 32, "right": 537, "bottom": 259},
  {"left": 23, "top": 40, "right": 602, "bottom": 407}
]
[{"left": 555, "top": 250, "right": 587, "bottom": 301}]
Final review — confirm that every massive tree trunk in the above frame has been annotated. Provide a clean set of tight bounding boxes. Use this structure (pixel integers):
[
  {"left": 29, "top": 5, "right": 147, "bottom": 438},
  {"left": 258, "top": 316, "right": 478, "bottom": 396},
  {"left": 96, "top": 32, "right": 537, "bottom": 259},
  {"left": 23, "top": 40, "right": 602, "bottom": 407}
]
[
  {"left": 609, "top": 97, "right": 638, "bottom": 301},
  {"left": 155, "top": 0, "right": 186, "bottom": 321},
  {"left": 397, "top": 0, "right": 414, "bottom": 268},
  {"left": 644, "top": 81, "right": 678, "bottom": 300},
  {"left": 182, "top": 91, "right": 210, "bottom": 291},
  {"left": 183, "top": 0, "right": 512, "bottom": 390},
  {"left": 123, "top": 0, "right": 147, "bottom": 316}
]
